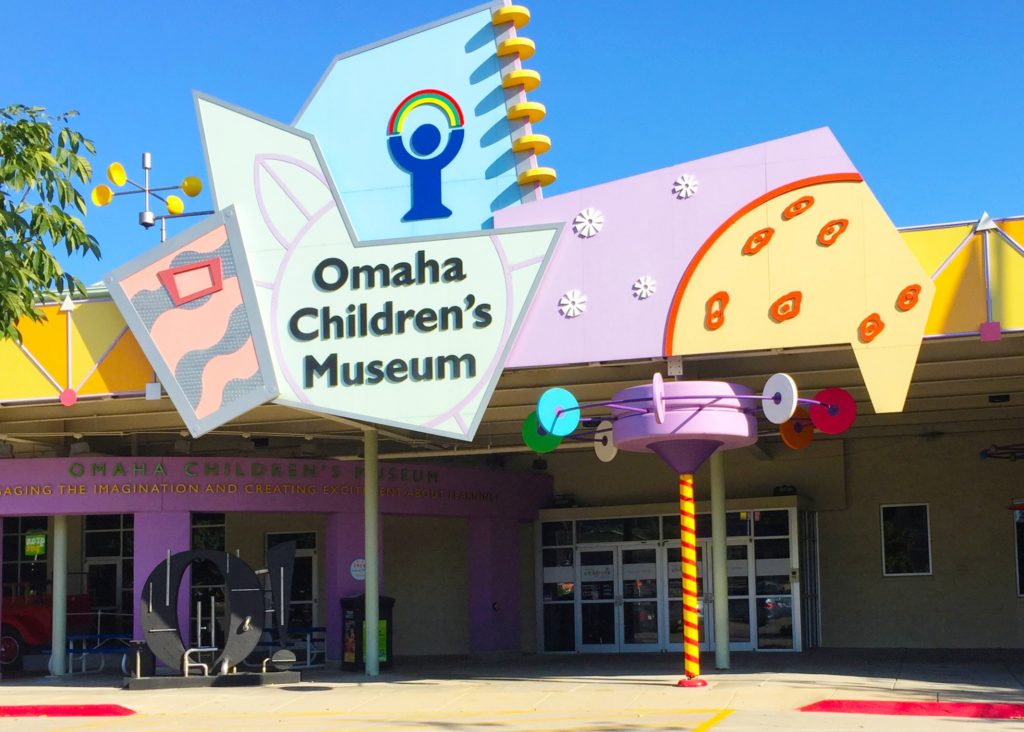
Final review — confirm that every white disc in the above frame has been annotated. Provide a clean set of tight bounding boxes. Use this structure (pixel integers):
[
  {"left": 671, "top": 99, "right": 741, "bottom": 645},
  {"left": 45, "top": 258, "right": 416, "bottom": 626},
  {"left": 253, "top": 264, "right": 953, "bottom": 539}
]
[
  {"left": 652, "top": 372, "right": 666, "bottom": 424},
  {"left": 594, "top": 420, "right": 618, "bottom": 462},
  {"left": 762, "top": 372, "right": 798, "bottom": 424}
]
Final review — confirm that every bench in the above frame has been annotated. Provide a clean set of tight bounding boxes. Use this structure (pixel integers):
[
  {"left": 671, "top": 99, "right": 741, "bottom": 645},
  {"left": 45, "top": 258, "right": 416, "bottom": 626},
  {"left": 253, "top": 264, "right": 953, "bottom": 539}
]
[
  {"left": 65, "top": 633, "right": 133, "bottom": 674},
  {"left": 252, "top": 626, "right": 326, "bottom": 668}
]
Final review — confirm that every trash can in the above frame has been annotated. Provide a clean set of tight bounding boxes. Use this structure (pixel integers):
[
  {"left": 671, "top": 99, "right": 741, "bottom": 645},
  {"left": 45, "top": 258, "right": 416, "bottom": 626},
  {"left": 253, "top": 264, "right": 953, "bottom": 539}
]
[
  {"left": 126, "top": 640, "right": 155, "bottom": 678},
  {"left": 341, "top": 595, "right": 394, "bottom": 671}
]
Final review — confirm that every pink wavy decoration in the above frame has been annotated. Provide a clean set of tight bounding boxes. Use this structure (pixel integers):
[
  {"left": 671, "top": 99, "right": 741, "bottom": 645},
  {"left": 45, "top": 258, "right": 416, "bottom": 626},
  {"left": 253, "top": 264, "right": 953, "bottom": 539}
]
[
  {"left": 120, "top": 226, "right": 228, "bottom": 300},
  {"left": 193, "top": 337, "right": 259, "bottom": 419},
  {"left": 148, "top": 276, "right": 244, "bottom": 373}
]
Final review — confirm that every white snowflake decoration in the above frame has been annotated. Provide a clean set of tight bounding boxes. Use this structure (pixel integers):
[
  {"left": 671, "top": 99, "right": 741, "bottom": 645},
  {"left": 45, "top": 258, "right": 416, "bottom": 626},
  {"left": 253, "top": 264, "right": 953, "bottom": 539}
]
[
  {"left": 632, "top": 276, "right": 657, "bottom": 300},
  {"left": 558, "top": 289, "right": 588, "bottom": 318},
  {"left": 672, "top": 173, "right": 699, "bottom": 199},
  {"left": 572, "top": 207, "right": 604, "bottom": 238}
]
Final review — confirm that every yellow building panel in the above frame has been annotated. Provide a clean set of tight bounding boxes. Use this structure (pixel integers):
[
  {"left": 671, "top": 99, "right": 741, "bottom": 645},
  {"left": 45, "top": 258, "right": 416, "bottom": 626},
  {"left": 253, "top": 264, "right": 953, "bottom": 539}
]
[
  {"left": 15, "top": 305, "right": 69, "bottom": 391},
  {"left": 990, "top": 219, "right": 1024, "bottom": 330},
  {"left": 0, "top": 337, "right": 61, "bottom": 401},
  {"left": 78, "top": 329, "right": 150, "bottom": 395},
  {"left": 925, "top": 238, "right": 986, "bottom": 335},
  {"left": 0, "top": 299, "right": 152, "bottom": 403},
  {"left": 901, "top": 224, "right": 974, "bottom": 276},
  {"left": 71, "top": 300, "right": 137, "bottom": 387}
]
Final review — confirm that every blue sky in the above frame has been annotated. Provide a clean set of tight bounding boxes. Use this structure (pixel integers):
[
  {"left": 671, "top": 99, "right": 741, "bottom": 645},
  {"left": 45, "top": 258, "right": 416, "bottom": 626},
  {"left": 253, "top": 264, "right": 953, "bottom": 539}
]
[{"left": 6, "top": 0, "right": 1022, "bottom": 284}]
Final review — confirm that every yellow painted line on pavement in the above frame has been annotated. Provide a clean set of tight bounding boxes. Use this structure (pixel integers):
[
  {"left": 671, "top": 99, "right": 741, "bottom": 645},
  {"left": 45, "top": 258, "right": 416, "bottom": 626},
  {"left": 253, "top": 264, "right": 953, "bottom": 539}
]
[
  {"left": 693, "top": 708, "right": 734, "bottom": 731},
  {"left": 118, "top": 707, "right": 737, "bottom": 731}
]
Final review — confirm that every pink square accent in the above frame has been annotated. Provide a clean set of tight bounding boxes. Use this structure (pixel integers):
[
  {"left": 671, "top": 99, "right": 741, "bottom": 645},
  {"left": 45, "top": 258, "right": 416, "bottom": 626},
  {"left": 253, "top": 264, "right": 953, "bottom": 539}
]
[{"left": 979, "top": 321, "right": 1002, "bottom": 342}]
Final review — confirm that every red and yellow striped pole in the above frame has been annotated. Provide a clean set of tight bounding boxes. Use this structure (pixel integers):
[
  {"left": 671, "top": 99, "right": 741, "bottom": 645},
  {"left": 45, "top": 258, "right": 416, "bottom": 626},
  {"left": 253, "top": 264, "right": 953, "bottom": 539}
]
[{"left": 677, "top": 473, "right": 708, "bottom": 687}]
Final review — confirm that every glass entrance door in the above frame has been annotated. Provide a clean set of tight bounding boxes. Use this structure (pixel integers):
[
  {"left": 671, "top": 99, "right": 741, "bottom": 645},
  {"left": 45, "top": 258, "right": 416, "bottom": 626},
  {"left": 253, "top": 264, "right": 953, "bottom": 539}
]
[
  {"left": 620, "top": 548, "right": 659, "bottom": 650},
  {"left": 725, "top": 542, "right": 755, "bottom": 650},
  {"left": 665, "top": 541, "right": 712, "bottom": 652},
  {"left": 578, "top": 548, "right": 616, "bottom": 650},
  {"left": 289, "top": 550, "right": 318, "bottom": 628},
  {"left": 577, "top": 546, "right": 661, "bottom": 652}
]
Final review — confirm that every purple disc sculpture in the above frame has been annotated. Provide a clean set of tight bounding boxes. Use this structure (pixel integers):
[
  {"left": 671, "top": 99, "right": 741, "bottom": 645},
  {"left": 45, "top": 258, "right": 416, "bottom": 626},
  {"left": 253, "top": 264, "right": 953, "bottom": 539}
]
[{"left": 611, "top": 380, "right": 757, "bottom": 474}]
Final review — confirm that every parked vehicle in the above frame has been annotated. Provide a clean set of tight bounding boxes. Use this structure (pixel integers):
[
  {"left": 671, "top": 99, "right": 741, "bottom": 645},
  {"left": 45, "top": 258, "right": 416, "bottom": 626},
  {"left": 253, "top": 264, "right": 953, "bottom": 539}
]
[{"left": 1, "top": 586, "right": 92, "bottom": 671}]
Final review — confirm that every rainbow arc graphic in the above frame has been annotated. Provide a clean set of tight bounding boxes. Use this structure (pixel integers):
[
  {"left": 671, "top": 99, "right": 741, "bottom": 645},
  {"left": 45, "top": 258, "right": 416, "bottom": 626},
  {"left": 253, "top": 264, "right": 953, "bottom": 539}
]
[{"left": 387, "top": 89, "right": 465, "bottom": 134}]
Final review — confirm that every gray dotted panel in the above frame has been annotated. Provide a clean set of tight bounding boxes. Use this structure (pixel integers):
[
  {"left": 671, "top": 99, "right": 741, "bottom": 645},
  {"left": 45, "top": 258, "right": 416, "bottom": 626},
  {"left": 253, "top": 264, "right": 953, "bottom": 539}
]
[{"left": 175, "top": 305, "right": 256, "bottom": 408}]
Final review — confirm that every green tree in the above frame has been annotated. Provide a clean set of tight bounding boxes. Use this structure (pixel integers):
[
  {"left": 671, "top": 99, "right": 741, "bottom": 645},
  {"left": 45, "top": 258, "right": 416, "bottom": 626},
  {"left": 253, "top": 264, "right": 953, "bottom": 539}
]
[{"left": 0, "top": 104, "right": 101, "bottom": 341}]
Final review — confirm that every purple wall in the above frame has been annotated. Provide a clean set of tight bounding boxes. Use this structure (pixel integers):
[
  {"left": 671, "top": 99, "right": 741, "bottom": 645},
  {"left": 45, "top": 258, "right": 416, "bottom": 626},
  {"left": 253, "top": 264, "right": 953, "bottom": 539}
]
[
  {"left": 132, "top": 512, "right": 191, "bottom": 649},
  {"left": 0, "top": 458, "right": 550, "bottom": 520},
  {"left": 0, "top": 457, "right": 551, "bottom": 659}
]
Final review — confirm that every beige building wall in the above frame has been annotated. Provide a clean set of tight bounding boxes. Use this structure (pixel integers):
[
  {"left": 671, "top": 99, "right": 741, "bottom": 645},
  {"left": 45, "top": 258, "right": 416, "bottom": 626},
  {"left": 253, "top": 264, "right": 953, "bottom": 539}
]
[
  {"left": 507, "top": 440, "right": 845, "bottom": 509},
  {"left": 511, "top": 427, "right": 1024, "bottom": 649},
  {"left": 224, "top": 512, "right": 327, "bottom": 625},
  {"left": 382, "top": 515, "right": 469, "bottom": 656},
  {"left": 818, "top": 430, "right": 1024, "bottom": 648}
]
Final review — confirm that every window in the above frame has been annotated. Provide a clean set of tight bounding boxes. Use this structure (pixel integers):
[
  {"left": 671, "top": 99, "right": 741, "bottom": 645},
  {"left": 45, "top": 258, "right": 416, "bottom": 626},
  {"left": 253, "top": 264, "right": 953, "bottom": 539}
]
[
  {"left": 881, "top": 504, "right": 931, "bottom": 576},
  {"left": 1014, "top": 504, "right": 1024, "bottom": 596},
  {"left": 3, "top": 516, "right": 49, "bottom": 597}
]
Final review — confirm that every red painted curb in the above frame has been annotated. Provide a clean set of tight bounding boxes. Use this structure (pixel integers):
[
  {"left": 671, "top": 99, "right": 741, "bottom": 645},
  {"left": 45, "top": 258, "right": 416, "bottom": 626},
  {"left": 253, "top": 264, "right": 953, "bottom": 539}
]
[
  {"left": 800, "top": 700, "right": 1024, "bottom": 719},
  {"left": 0, "top": 704, "right": 136, "bottom": 717}
]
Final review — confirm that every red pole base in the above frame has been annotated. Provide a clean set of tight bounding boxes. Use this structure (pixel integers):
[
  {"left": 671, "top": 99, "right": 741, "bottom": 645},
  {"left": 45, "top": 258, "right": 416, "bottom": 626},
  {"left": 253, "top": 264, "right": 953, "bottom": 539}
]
[{"left": 676, "top": 677, "right": 709, "bottom": 688}]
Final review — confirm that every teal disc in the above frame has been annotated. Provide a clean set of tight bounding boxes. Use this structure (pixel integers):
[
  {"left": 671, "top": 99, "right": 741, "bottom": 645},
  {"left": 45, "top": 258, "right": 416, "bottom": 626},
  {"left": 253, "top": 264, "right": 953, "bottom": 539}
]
[{"left": 537, "top": 387, "right": 580, "bottom": 437}]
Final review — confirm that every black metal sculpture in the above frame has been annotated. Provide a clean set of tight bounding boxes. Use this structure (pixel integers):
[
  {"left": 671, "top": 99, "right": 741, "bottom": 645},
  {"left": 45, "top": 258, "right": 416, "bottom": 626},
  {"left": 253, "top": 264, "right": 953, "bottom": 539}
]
[{"left": 139, "top": 543, "right": 296, "bottom": 675}]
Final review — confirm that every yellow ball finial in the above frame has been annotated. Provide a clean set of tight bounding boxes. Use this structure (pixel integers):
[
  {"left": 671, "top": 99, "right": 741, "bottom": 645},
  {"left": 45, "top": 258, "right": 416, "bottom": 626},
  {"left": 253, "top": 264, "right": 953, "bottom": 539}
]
[
  {"left": 91, "top": 185, "right": 114, "bottom": 207},
  {"left": 181, "top": 176, "right": 203, "bottom": 197},
  {"left": 107, "top": 162, "right": 127, "bottom": 187},
  {"left": 166, "top": 195, "right": 185, "bottom": 216}
]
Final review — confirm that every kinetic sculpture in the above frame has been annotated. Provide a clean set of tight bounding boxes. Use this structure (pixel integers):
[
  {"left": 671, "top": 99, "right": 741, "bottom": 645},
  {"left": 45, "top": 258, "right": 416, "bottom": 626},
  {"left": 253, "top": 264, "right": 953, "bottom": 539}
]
[{"left": 523, "top": 373, "right": 856, "bottom": 686}]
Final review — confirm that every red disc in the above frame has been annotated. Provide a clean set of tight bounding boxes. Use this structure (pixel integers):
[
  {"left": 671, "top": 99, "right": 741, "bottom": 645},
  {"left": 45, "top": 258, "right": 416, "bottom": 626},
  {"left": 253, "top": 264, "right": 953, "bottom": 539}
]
[{"left": 809, "top": 388, "right": 856, "bottom": 435}]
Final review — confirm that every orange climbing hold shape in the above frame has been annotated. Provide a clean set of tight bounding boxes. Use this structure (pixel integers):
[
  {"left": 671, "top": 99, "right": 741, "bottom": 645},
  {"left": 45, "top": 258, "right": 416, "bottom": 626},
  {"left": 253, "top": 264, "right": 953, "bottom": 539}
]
[
  {"left": 782, "top": 195, "right": 814, "bottom": 220},
  {"left": 705, "top": 291, "right": 729, "bottom": 331},
  {"left": 742, "top": 227, "right": 774, "bottom": 256},
  {"left": 817, "top": 219, "right": 849, "bottom": 246},
  {"left": 770, "top": 291, "right": 802, "bottom": 323},
  {"left": 896, "top": 284, "right": 921, "bottom": 312},
  {"left": 859, "top": 313, "right": 885, "bottom": 343}
]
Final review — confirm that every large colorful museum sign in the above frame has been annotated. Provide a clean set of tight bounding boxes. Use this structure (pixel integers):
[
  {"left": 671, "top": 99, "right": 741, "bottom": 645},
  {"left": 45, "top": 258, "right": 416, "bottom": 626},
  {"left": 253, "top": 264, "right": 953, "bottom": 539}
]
[{"left": 90, "top": 1, "right": 966, "bottom": 440}]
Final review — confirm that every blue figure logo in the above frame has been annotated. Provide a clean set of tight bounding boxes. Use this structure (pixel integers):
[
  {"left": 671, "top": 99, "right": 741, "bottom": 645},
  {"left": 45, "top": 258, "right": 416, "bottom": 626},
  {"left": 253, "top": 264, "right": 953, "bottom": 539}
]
[{"left": 387, "top": 90, "right": 465, "bottom": 222}]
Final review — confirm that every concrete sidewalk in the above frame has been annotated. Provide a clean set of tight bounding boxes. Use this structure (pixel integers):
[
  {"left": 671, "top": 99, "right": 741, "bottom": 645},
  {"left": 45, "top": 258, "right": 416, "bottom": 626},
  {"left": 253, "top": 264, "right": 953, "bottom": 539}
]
[{"left": 1, "top": 650, "right": 1022, "bottom": 731}]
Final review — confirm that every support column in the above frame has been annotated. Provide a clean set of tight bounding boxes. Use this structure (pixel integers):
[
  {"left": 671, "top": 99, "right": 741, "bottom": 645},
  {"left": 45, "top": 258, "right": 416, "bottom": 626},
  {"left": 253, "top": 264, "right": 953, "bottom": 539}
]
[
  {"left": 363, "top": 428, "right": 380, "bottom": 676},
  {"left": 132, "top": 512, "right": 191, "bottom": 646},
  {"left": 710, "top": 451, "right": 730, "bottom": 669},
  {"left": 677, "top": 474, "right": 706, "bottom": 687},
  {"left": 468, "top": 518, "right": 521, "bottom": 653},
  {"left": 324, "top": 512, "right": 365, "bottom": 664},
  {"left": 49, "top": 515, "right": 67, "bottom": 676}
]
